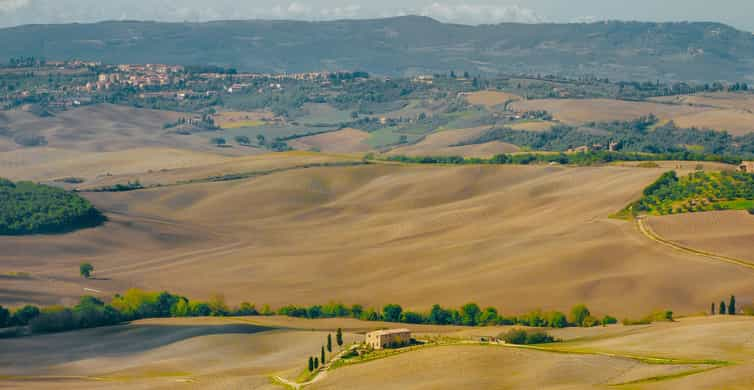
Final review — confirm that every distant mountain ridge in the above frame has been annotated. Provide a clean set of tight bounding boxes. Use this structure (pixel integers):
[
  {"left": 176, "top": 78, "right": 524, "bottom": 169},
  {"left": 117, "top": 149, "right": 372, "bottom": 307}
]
[{"left": 1, "top": 16, "right": 753, "bottom": 81}]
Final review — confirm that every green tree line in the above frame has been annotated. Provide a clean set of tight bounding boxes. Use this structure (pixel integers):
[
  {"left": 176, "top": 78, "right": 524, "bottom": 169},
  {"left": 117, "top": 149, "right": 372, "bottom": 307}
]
[
  {"left": 384, "top": 150, "right": 742, "bottom": 167},
  {"left": 0, "top": 289, "right": 618, "bottom": 336}
]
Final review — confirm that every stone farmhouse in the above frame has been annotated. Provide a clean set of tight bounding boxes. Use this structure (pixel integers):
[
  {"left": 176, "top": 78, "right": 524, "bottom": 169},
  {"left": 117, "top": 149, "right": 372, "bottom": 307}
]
[{"left": 365, "top": 329, "right": 411, "bottom": 350}]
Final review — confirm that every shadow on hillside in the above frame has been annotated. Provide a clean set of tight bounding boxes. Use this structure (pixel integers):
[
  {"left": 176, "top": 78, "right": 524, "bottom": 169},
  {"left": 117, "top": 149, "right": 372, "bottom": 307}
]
[{"left": 0, "top": 322, "right": 276, "bottom": 371}]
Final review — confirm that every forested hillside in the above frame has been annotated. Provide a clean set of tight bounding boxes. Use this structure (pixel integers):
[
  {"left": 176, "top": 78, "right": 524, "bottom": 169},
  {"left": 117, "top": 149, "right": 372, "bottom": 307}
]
[
  {"left": 0, "top": 17, "right": 752, "bottom": 81},
  {"left": 0, "top": 179, "right": 104, "bottom": 235}
]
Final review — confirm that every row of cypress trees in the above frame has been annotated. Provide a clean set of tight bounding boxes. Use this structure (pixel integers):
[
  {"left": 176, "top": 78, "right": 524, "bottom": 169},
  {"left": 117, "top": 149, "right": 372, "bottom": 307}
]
[
  {"left": 308, "top": 329, "right": 344, "bottom": 373},
  {"left": 711, "top": 295, "right": 737, "bottom": 315}
]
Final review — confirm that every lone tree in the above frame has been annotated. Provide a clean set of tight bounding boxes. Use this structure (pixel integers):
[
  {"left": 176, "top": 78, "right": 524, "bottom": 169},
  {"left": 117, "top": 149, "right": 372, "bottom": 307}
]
[
  {"left": 321, "top": 345, "right": 325, "bottom": 365},
  {"left": 729, "top": 295, "right": 736, "bottom": 315},
  {"left": 336, "top": 328, "right": 343, "bottom": 347},
  {"left": 79, "top": 263, "right": 94, "bottom": 279},
  {"left": 711, "top": 302, "right": 716, "bottom": 315},
  {"left": 720, "top": 301, "right": 727, "bottom": 315},
  {"left": 308, "top": 356, "right": 314, "bottom": 372},
  {"left": 327, "top": 333, "right": 332, "bottom": 352}
]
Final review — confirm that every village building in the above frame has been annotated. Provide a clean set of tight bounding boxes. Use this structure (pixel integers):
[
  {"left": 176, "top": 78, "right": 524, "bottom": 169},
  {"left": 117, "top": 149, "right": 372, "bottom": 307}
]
[
  {"left": 739, "top": 161, "right": 754, "bottom": 173},
  {"left": 365, "top": 329, "right": 411, "bottom": 350}
]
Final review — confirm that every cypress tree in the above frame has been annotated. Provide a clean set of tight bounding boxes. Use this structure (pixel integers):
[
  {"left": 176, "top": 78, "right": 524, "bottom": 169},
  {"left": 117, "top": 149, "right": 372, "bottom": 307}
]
[
  {"left": 336, "top": 328, "right": 343, "bottom": 347},
  {"left": 720, "top": 301, "right": 726, "bottom": 315},
  {"left": 327, "top": 333, "right": 332, "bottom": 352},
  {"left": 314, "top": 357, "right": 319, "bottom": 369},
  {"left": 321, "top": 345, "right": 326, "bottom": 365},
  {"left": 711, "top": 302, "right": 716, "bottom": 315},
  {"left": 729, "top": 295, "right": 736, "bottom": 315},
  {"left": 308, "top": 356, "right": 314, "bottom": 372}
]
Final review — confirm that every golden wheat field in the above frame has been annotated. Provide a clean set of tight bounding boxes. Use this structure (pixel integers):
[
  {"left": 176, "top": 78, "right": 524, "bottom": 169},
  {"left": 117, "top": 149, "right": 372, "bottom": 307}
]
[
  {"left": 509, "top": 98, "right": 707, "bottom": 125},
  {"left": 388, "top": 126, "right": 520, "bottom": 157},
  {"left": 287, "top": 128, "right": 372, "bottom": 154},
  {"left": 3, "top": 160, "right": 754, "bottom": 317},
  {"left": 463, "top": 90, "right": 522, "bottom": 107},
  {"left": 3, "top": 315, "right": 754, "bottom": 389},
  {"left": 651, "top": 92, "right": 754, "bottom": 112},
  {"left": 510, "top": 97, "right": 754, "bottom": 134}
]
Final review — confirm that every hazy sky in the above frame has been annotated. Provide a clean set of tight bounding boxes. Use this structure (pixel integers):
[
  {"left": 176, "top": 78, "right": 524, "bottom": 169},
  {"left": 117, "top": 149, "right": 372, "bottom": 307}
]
[{"left": 0, "top": 0, "right": 752, "bottom": 31}]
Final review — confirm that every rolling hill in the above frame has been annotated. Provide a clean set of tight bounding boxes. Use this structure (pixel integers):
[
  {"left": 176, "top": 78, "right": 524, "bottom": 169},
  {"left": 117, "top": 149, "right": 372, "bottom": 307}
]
[
  {"left": 3, "top": 161, "right": 754, "bottom": 317},
  {"left": 1, "top": 16, "right": 753, "bottom": 81}
]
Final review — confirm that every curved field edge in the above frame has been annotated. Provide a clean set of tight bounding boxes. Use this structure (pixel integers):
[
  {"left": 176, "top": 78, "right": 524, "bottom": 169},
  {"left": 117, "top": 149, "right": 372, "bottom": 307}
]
[
  {"left": 300, "top": 342, "right": 730, "bottom": 389},
  {"left": 635, "top": 217, "right": 754, "bottom": 270}
]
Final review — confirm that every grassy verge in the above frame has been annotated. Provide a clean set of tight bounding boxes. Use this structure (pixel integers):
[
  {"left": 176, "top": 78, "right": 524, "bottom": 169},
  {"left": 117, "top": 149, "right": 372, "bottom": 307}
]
[
  {"left": 269, "top": 375, "right": 296, "bottom": 390},
  {"left": 611, "top": 366, "right": 721, "bottom": 387}
]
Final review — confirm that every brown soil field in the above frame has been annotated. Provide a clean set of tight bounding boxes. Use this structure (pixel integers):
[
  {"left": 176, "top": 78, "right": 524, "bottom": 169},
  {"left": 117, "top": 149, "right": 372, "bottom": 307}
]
[
  {"left": 0, "top": 317, "right": 361, "bottom": 390},
  {"left": 651, "top": 92, "right": 754, "bottom": 112},
  {"left": 647, "top": 211, "right": 754, "bottom": 264},
  {"left": 671, "top": 109, "right": 754, "bottom": 136},
  {"left": 3, "top": 163, "right": 754, "bottom": 317},
  {"left": 508, "top": 120, "right": 557, "bottom": 132},
  {"left": 509, "top": 98, "right": 708, "bottom": 125},
  {"left": 313, "top": 345, "right": 706, "bottom": 389},
  {"left": 0, "top": 147, "right": 232, "bottom": 183},
  {"left": 0, "top": 104, "right": 241, "bottom": 154},
  {"left": 464, "top": 90, "right": 521, "bottom": 107},
  {"left": 76, "top": 151, "right": 361, "bottom": 189},
  {"left": 314, "top": 316, "right": 754, "bottom": 389},
  {"left": 389, "top": 126, "right": 520, "bottom": 157},
  {"left": 2, "top": 315, "right": 753, "bottom": 389},
  {"left": 288, "top": 128, "right": 371, "bottom": 154},
  {"left": 611, "top": 160, "right": 736, "bottom": 173}
]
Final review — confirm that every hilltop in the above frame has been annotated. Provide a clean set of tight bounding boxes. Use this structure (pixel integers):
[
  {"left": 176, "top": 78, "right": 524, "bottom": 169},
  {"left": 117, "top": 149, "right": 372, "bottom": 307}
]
[{"left": 0, "top": 16, "right": 753, "bottom": 81}]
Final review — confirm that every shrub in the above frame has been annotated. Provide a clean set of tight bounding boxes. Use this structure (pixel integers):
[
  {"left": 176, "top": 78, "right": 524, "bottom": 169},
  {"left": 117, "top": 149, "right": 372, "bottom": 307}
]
[
  {"left": 748, "top": 208, "right": 754, "bottom": 215},
  {"left": 460, "top": 303, "right": 481, "bottom": 326},
  {"left": 382, "top": 304, "right": 403, "bottom": 322},
  {"left": 500, "top": 329, "right": 556, "bottom": 345},
  {"left": 601, "top": 315, "right": 618, "bottom": 326},
  {"left": 30, "top": 306, "right": 76, "bottom": 333},
  {"left": 569, "top": 304, "right": 591, "bottom": 327},
  {"left": 13, "top": 134, "right": 47, "bottom": 147},
  {"left": 79, "top": 263, "right": 94, "bottom": 279},
  {"left": 10, "top": 305, "right": 40, "bottom": 326},
  {"left": 622, "top": 310, "right": 673, "bottom": 325},
  {"left": 0, "top": 305, "right": 9, "bottom": 328},
  {"left": 525, "top": 331, "right": 556, "bottom": 345},
  {"left": 235, "top": 302, "right": 258, "bottom": 316},
  {"left": 401, "top": 311, "right": 426, "bottom": 324},
  {"left": 234, "top": 135, "right": 251, "bottom": 145},
  {"left": 582, "top": 315, "right": 600, "bottom": 327},
  {"left": 341, "top": 349, "right": 359, "bottom": 359}
]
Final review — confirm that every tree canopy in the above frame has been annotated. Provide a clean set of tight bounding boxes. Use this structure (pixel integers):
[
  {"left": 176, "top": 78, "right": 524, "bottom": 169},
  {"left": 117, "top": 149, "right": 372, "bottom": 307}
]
[{"left": 0, "top": 178, "right": 104, "bottom": 235}]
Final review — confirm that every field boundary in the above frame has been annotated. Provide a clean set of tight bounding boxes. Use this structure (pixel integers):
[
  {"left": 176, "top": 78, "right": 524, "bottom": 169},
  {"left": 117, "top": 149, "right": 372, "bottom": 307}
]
[
  {"left": 270, "top": 338, "right": 731, "bottom": 389},
  {"left": 636, "top": 217, "right": 754, "bottom": 271}
]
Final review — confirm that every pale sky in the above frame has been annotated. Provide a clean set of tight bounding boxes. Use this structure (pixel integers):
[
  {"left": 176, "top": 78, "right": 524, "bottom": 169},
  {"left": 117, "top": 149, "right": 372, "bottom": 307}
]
[{"left": 0, "top": 0, "right": 752, "bottom": 31}]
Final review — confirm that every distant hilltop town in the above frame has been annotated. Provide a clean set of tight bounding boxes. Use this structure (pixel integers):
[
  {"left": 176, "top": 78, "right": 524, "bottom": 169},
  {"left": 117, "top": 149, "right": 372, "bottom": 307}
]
[{"left": 0, "top": 56, "right": 369, "bottom": 112}]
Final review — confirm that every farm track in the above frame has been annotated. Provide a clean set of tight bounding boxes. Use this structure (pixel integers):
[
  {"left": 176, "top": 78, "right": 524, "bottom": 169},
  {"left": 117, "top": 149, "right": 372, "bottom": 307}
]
[
  {"left": 636, "top": 217, "right": 754, "bottom": 271},
  {"left": 96, "top": 210, "right": 248, "bottom": 277}
]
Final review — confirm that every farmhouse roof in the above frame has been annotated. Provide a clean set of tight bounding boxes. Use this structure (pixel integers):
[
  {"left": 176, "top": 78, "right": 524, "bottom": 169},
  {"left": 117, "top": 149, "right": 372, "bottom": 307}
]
[{"left": 368, "top": 328, "right": 411, "bottom": 336}]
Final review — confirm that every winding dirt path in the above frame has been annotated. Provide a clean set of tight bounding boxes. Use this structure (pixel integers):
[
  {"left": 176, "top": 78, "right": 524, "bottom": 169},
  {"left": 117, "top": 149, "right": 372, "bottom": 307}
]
[
  {"left": 636, "top": 216, "right": 754, "bottom": 271},
  {"left": 272, "top": 346, "right": 355, "bottom": 389}
]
